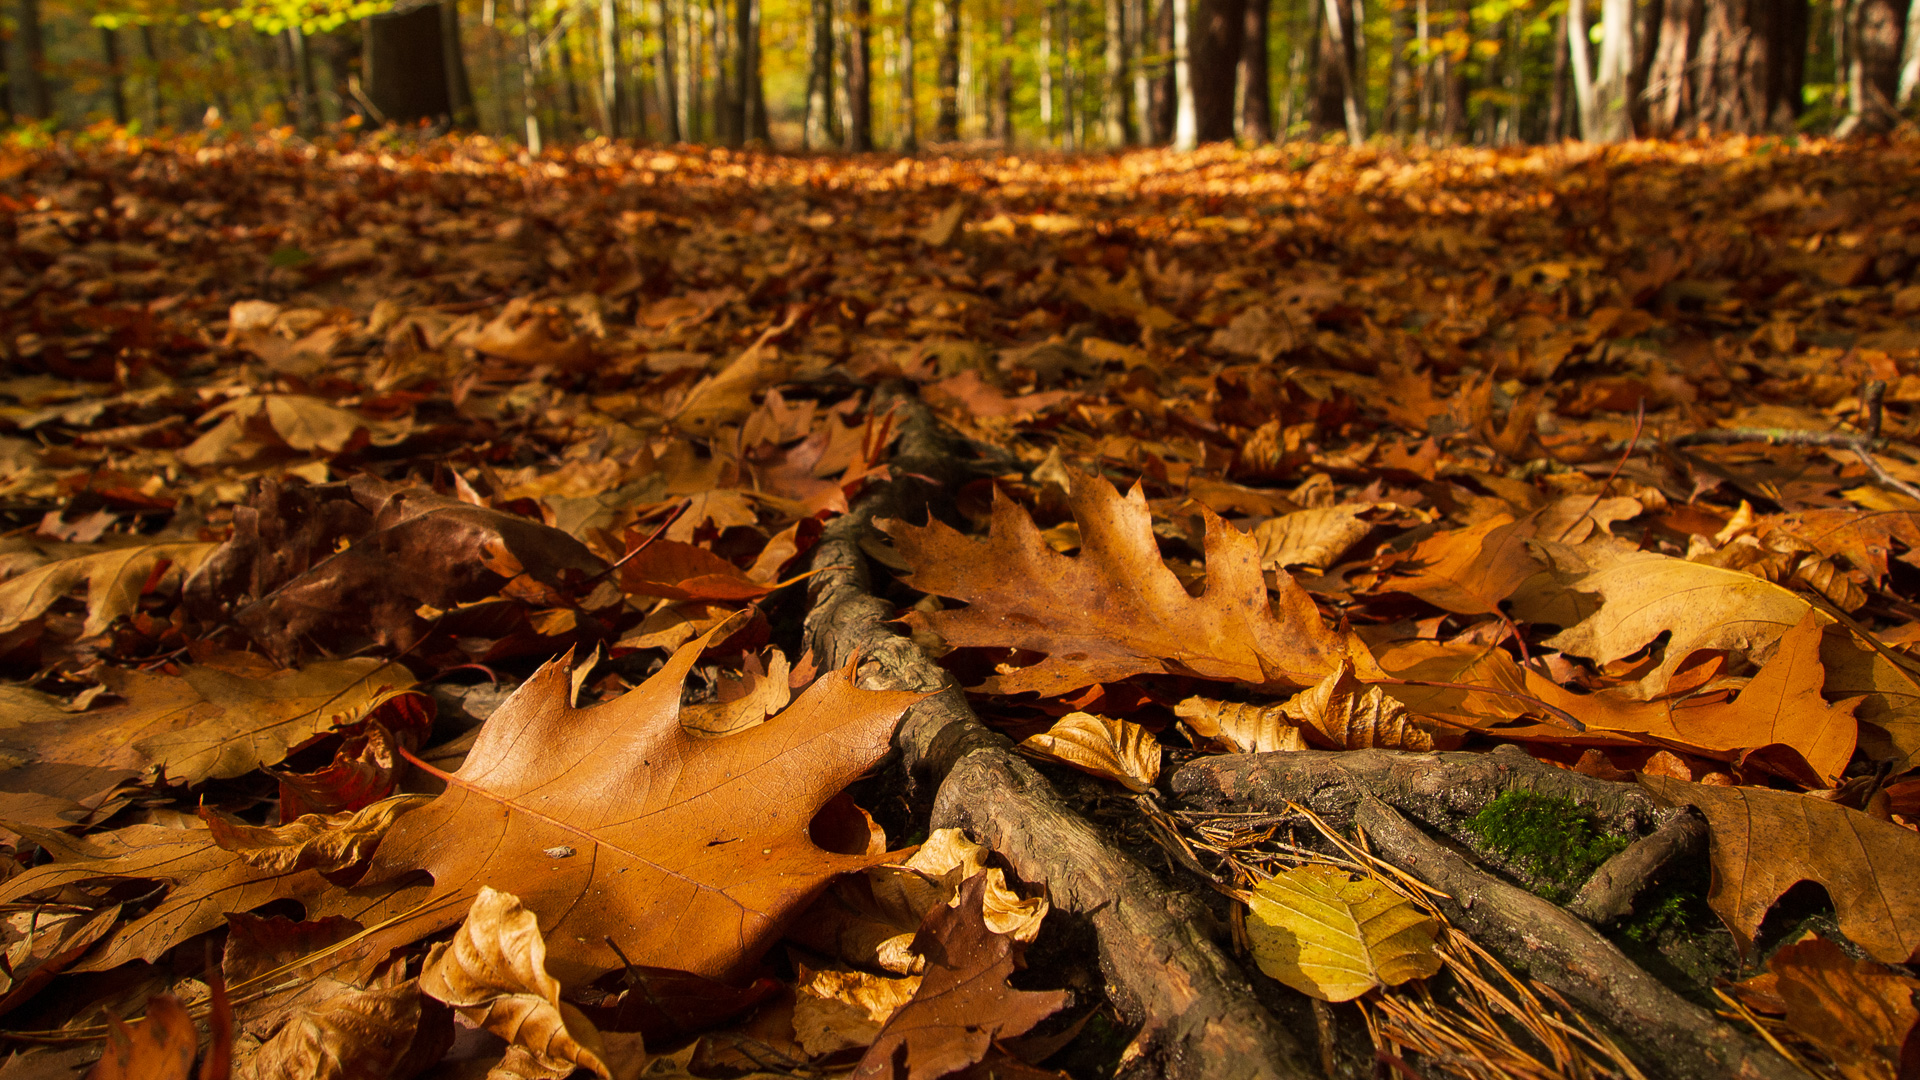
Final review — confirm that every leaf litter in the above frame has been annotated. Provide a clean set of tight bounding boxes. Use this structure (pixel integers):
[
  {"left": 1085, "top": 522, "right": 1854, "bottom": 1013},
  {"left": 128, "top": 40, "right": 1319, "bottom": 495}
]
[{"left": 0, "top": 130, "right": 1917, "bottom": 1078}]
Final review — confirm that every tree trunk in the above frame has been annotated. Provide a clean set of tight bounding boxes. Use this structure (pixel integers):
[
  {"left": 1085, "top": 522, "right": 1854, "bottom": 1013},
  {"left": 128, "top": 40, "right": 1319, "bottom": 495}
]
[
  {"left": 1152, "top": 0, "right": 1176, "bottom": 140},
  {"left": 1901, "top": 0, "right": 1920, "bottom": 105},
  {"left": 599, "top": 0, "right": 623, "bottom": 135},
  {"left": 1644, "top": 0, "right": 1695, "bottom": 135},
  {"left": 1241, "top": 0, "right": 1272, "bottom": 140},
  {"left": 937, "top": 0, "right": 961, "bottom": 139},
  {"left": 368, "top": 3, "right": 455, "bottom": 125},
  {"left": 1414, "top": 0, "right": 1431, "bottom": 137},
  {"left": 1848, "top": 0, "right": 1909, "bottom": 130},
  {"left": 558, "top": 28, "right": 584, "bottom": 138},
  {"left": 1592, "top": 0, "right": 1634, "bottom": 139},
  {"left": 443, "top": 1, "right": 477, "bottom": 127},
  {"left": 1385, "top": 0, "right": 1409, "bottom": 133},
  {"left": 736, "top": 0, "right": 760, "bottom": 143},
  {"left": 1315, "top": 0, "right": 1362, "bottom": 142},
  {"left": 1104, "top": 0, "right": 1132, "bottom": 143},
  {"left": 16, "top": 0, "right": 51, "bottom": 121},
  {"left": 1771, "top": 0, "right": 1808, "bottom": 126},
  {"left": 1550, "top": 7, "right": 1571, "bottom": 137},
  {"left": 101, "top": 26, "right": 130, "bottom": 126},
  {"left": 1041, "top": 1, "right": 1058, "bottom": 141},
  {"left": 900, "top": 0, "right": 919, "bottom": 148},
  {"left": 805, "top": 0, "right": 831, "bottom": 145},
  {"left": 657, "top": 0, "right": 684, "bottom": 139},
  {"left": 1172, "top": 0, "right": 1197, "bottom": 146},
  {"left": 847, "top": 0, "right": 873, "bottom": 149},
  {"left": 1190, "top": 0, "right": 1244, "bottom": 141},
  {"left": 996, "top": 2, "right": 1015, "bottom": 142},
  {"left": 1130, "top": 0, "right": 1154, "bottom": 139},
  {"left": 1568, "top": 0, "right": 1596, "bottom": 137},
  {"left": 138, "top": 26, "right": 162, "bottom": 128},
  {"left": 1441, "top": 0, "right": 1467, "bottom": 139}
]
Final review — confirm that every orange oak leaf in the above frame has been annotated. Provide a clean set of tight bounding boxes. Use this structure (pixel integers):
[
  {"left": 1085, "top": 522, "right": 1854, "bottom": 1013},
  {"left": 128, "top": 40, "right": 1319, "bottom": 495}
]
[
  {"left": 358, "top": 626, "right": 926, "bottom": 985},
  {"left": 882, "top": 471, "right": 1380, "bottom": 697}
]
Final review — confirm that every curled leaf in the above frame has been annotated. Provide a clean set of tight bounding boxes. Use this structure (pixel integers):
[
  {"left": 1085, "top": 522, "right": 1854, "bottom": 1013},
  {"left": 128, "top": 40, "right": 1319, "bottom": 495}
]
[
  {"left": 1282, "top": 659, "right": 1463, "bottom": 751},
  {"left": 419, "top": 887, "right": 612, "bottom": 1079},
  {"left": 201, "top": 794, "right": 433, "bottom": 874},
  {"left": 1016, "top": 712, "right": 1160, "bottom": 791},
  {"left": 1175, "top": 696, "right": 1309, "bottom": 753}
]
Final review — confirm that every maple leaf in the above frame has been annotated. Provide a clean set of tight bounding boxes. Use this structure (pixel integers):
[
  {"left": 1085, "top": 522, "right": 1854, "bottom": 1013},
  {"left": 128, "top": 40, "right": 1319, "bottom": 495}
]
[
  {"left": 1733, "top": 935, "right": 1919, "bottom": 1080},
  {"left": 883, "top": 471, "right": 1381, "bottom": 697},
  {"left": 852, "top": 874, "right": 1069, "bottom": 1080},
  {"left": 358, "top": 627, "right": 925, "bottom": 984}
]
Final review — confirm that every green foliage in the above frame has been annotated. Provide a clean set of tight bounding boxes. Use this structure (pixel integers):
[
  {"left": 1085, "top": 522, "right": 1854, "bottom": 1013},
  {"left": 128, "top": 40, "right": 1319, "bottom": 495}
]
[{"left": 1464, "top": 791, "right": 1629, "bottom": 901}]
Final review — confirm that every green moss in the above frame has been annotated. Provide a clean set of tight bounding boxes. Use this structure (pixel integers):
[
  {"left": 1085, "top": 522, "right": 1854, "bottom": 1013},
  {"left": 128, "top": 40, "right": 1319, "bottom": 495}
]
[{"left": 1464, "top": 791, "right": 1630, "bottom": 901}]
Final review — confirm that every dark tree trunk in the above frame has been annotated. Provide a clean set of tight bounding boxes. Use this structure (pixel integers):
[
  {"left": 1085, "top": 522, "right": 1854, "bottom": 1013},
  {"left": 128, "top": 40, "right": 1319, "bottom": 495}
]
[
  {"left": 600, "top": 0, "right": 624, "bottom": 135},
  {"left": 16, "top": 0, "right": 51, "bottom": 121},
  {"left": 1104, "top": 0, "right": 1131, "bottom": 144},
  {"left": 1241, "top": 0, "right": 1272, "bottom": 140},
  {"left": 1550, "top": 7, "right": 1571, "bottom": 137},
  {"left": 657, "top": 0, "right": 683, "bottom": 140},
  {"left": 367, "top": 3, "right": 453, "bottom": 124},
  {"left": 1442, "top": 0, "right": 1468, "bottom": 139},
  {"left": 1630, "top": 0, "right": 1662, "bottom": 132},
  {"left": 735, "top": 0, "right": 759, "bottom": 143},
  {"left": 901, "top": 0, "right": 919, "bottom": 149},
  {"left": 805, "top": 0, "right": 831, "bottom": 145},
  {"left": 287, "top": 26, "right": 320, "bottom": 131},
  {"left": 138, "top": 25, "right": 162, "bottom": 128},
  {"left": 1151, "top": 0, "right": 1176, "bottom": 140},
  {"left": 1311, "top": 0, "right": 1346, "bottom": 132},
  {"left": 995, "top": 2, "right": 1014, "bottom": 142},
  {"left": 1191, "top": 0, "right": 1246, "bottom": 140},
  {"left": 101, "top": 26, "right": 129, "bottom": 125},
  {"left": 1385, "top": 0, "right": 1409, "bottom": 133},
  {"left": 937, "top": 0, "right": 961, "bottom": 139},
  {"left": 847, "top": 0, "right": 874, "bottom": 149},
  {"left": 442, "top": 1, "right": 476, "bottom": 126},
  {"left": 1771, "top": 0, "right": 1808, "bottom": 126}
]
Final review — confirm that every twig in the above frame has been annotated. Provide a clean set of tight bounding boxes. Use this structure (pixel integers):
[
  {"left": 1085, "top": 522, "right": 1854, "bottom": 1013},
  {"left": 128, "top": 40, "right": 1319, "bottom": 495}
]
[
  {"left": 1566, "top": 807, "right": 1708, "bottom": 925},
  {"left": 1668, "top": 379, "right": 1920, "bottom": 502}
]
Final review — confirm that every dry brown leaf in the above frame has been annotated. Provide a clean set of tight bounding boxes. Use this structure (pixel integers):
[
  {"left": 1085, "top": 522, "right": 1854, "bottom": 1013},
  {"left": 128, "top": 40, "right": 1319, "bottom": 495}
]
[
  {"left": 239, "top": 979, "right": 451, "bottom": 1080},
  {"left": 792, "top": 965, "right": 922, "bottom": 1056},
  {"left": 1283, "top": 659, "right": 1464, "bottom": 751},
  {"left": 201, "top": 795, "right": 434, "bottom": 874},
  {"left": 884, "top": 471, "right": 1381, "bottom": 696},
  {"left": 1642, "top": 775, "right": 1920, "bottom": 964},
  {"left": 85, "top": 994, "right": 197, "bottom": 1080},
  {"left": 680, "top": 650, "right": 793, "bottom": 738},
  {"left": 1250, "top": 505, "right": 1376, "bottom": 571},
  {"left": 1016, "top": 711, "right": 1161, "bottom": 791},
  {"left": 420, "top": 887, "right": 611, "bottom": 1080},
  {"left": 0, "top": 541, "right": 217, "bottom": 636},
  {"left": 1735, "top": 934, "right": 1919, "bottom": 1080},
  {"left": 1174, "top": 696, "right": 1309, "bottom": 753},
  {"left": 359, "top": 626, "right": 925, "bottom": 984}
]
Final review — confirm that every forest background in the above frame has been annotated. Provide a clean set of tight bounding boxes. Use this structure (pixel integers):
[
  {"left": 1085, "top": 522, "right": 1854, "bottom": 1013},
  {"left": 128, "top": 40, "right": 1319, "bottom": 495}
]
[{"left": 3, "top": 0, "right": 1920, "bottom": 154}]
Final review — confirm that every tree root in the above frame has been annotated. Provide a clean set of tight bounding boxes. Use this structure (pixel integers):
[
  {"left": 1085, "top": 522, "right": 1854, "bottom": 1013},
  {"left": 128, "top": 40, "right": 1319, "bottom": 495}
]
[
  {"left": 1567, "top": 807, "right": 1709, "bottom": 926},
  {"left": 1169, "top": 747, "right": 1795, "bottom": 1079},
  {"left": 803, "top": 387, "right": 1315, "bottom": 1080},
  {"left": 1354, "top": 798, "right": 1799, "bottom": 1080}
]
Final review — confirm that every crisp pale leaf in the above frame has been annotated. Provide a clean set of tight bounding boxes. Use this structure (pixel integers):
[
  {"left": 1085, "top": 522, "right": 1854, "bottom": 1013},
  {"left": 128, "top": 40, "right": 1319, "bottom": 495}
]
[{"left": 1245, "top": 863, "right": 1442, "bottom": 1002}]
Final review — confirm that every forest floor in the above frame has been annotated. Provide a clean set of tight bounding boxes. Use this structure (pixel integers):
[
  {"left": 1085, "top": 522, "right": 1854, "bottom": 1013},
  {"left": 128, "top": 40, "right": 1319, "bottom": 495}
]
[{"left": 0, "top": 129, "right": 1918, "bottom": 1080}]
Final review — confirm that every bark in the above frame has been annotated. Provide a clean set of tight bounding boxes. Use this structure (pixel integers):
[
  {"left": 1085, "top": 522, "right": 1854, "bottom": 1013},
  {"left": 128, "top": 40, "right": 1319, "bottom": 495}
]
[
  {"left": 1848, "top": 0, "right": 1910, "bottom": 131},
  {"left": 1441, "top": 0, "right": 1467, "bottom": 138},
  {"left": 847, "top": 0, "right": 874, "bottom": 149},
  {"left": 1549, "top": 7, "right": 1570, "bottom": 137},
  {"left": 937, "top": 0, "right": 961, "bottom": 140},
  {"left": 286, "top": 27, "right": 316, "bottom": 132},
  {"left": 1644, "top": 0, "right": 1699, "bottom": 135},
  {"left": 803, "top": 386, "right": 1317, "bottom": 1080},
  {"left": 805, "top": 0, "right": 830, "bottom": 145},
  {"left": 1041, "top": 2, "right": 1058, "bottom": 140},
  {"left": 736, "top": 0, "right": 762, "bottom": 143},
  {"left": 443, "top": 1, "right": 477, "bottom": 128},
  {"left": 995, "top": 3, "right": 1015, "bottom": 142},
  {"left": 1130, "top": 0, "right": 1152, "bottom": 139},
  {"left": 367, "top": 3, "right": 455, "bottom": 125},
  {"left": 1902, "top": 0, "right": 1920, "bottom": 105},
  {"left": 1355, "top": 800, "right": 1803, "bottom": 1080},
  {"left": 1593, "top": 0, "right": 1635, "bottom": 139},
  {"left": 102, "top": 26, "right": 129, "bottom": 126},
  {"left": 1172, "top": 0, "right": 1196, "bottom": 145},
  {"left": 139, "top": 26, "right": 162, "bottom": 129},
  {"left": 1192, "top": 0, "right": 1247, "bottom": 141},
  {"left": 1569, "top": 0, "right": 1596, "bottom": 137},
  {"left": 900, "top": 0, "right": 919, "bottom": 150},
  {"left": 1241, "top": 0, "right": 1273, "bottom": 141},
  {"left": 559, "top": 27, "right": 584, "bottom": 137},
  {"left": 1314, "top": 0, "right": 1363, "bottom": 142},
  {"left": 515, "top": 0, "right": 542, "bottom": 149},
  {"left": 1385, "top": 0, "right": 1409, "bottom": 134},
  {"left": 658, "top": 0, "right": 684, "bottom": 140},
  {"left": 600, "top": 0, "right": 624, "bottom": 135},
  {"left": 1567, "top": 808, "right": 1709, "bottom": 925},
  {"left": 1153, "top": 0, "right": 1177, "bottom": 140},
  {"left": 16, "top": 0, "right": 51, "bottom": 121},
  {"left": 1104, "top": 0, "right": 1133, "bottom": 145}
]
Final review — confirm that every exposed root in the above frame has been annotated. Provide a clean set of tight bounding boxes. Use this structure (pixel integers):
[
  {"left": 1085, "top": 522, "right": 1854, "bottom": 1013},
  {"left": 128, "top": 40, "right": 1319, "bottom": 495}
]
[
  {"left": 803, "top": 386, "right": 1315, "bottom": 1080},
  {"left": 1567, "top": 808, "right": 1709, "bottom": 926}
]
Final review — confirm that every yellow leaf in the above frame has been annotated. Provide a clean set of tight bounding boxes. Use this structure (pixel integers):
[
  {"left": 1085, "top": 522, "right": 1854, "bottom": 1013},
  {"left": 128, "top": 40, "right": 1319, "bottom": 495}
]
[
  {"left": 0, "top": 541, "right": 217, "bottom": 636},
  {"left": 1246, "top": 864, "right": 1442, "bottom": 1002},
  {"left": 1175, "top": 696, "right": 1308, "bottom": 753}
]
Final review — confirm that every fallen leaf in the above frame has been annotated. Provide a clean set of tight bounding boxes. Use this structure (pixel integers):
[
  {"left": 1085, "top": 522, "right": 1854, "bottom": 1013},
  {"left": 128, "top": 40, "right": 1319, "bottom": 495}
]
[
  {"left": 1283, "top": 659, "right": 1464, "bottom": 751},
  {"left": 1735, "top": 934, "right": 1919, "bottom": 1080},
  {"left": 238, "top": 978, "right": 451, "bottom": 1080},
  {"left": 201, "top": 795, "right": 434, "bottom": 874},
  {"left": 884, "top": 472, "right": 1380, "bottom": 697},
  {"left": 359, "top": 626, "right": 925, "bottom": 984},
  {"left": 86, "top": 994, "right": 197, "bottom": 1080},
  {"left": 1016, "top": 712, "right": 1160, "bottom": 791},
  {"left": 1250, "top": 505, "right": 1376, "bottom": 571},
  {"left": 792, "top": 965, "right": 922, "bottom": 1055},
  {"left": 0, "top": 541, "right": 217, "bottom": 636},
  {"left": 1175, "top": 695, "right": 1308, "bottom": 753},
  {"left": 1641, "top": 775, "right": 1920, "bottom": 964},
  {"left": 420, "top": 887, "right": 611, "bottom": 1080},
  {"left": 1245, "top": 862, "right": 1442, "bottom": 1002},
  {"left": 852, "top": 875, "right": 1069, "bottom": 1080}
]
